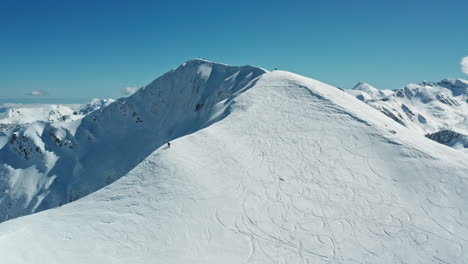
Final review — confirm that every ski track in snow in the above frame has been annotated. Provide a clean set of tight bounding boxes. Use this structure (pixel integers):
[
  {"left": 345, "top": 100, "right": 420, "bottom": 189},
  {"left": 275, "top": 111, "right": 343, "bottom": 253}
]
[{"left": 0, "top": 68, "right": 467, "bottom": 263}]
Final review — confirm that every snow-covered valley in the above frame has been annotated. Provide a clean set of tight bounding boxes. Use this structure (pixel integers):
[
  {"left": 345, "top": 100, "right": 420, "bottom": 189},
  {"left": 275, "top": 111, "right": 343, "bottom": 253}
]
[{"left": 0, "top": 60, "right": 467, "bottom": 263}]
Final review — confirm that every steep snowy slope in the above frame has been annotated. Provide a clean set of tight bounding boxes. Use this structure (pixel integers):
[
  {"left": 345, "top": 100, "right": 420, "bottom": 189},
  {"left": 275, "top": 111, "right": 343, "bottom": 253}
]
[
  {"left": 0, "top": 59, "right": 266, "bottom": 221},
  {"left": 0, "top": 68, "right": 467, "bottom": 263}
]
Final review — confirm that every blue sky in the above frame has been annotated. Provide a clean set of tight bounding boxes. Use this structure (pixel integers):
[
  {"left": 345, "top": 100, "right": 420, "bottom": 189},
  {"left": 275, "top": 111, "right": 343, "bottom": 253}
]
[{"left": 1, "top": 0, "right": 467, "bottom": 103}]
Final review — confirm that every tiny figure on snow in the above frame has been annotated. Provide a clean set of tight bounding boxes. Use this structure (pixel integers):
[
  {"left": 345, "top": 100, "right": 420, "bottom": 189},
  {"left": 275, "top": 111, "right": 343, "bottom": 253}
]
[{"left": 167, "top": 141, "right": 171, "bottom": 148}]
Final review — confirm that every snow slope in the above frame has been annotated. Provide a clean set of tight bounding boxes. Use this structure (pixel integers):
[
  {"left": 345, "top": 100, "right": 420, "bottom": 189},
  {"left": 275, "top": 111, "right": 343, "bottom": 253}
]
[{"left": 0, "top": 63, "right": 467, "bottom": 263}]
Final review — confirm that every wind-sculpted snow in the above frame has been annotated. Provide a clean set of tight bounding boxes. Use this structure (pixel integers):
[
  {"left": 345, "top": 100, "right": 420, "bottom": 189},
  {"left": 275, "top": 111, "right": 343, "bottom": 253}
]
[
  {"left": 0, "top": 69, "right": 467, "bottom": 263},
  {"left": 0, "top": 59, "right": 266, "bottom": 221}
]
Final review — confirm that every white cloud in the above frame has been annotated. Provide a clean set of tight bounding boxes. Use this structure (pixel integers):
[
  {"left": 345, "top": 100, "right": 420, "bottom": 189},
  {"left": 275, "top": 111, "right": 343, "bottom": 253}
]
[
  {"left": 462, "top": 56, "right": 468, "bottom": 75},
  {"left": 121, "top": 86, "right": 139, "bottom": 95},
  {"left": 26, "top": 90, "right": 48, "bottom": 96}
]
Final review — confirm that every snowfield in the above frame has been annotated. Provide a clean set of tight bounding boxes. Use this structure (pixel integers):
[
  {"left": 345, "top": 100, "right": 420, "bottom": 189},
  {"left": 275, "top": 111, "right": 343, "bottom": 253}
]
[{"left": 0, "top": 60, "right": 468, "bottom": 263}]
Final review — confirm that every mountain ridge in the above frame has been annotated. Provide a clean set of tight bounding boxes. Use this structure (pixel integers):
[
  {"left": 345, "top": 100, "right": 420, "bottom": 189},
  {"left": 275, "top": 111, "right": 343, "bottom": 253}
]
[
  {"left": 0, "top": 65, "right": 467, "bottom": 263},
  {"left": 0, "top": 59, "right": 266, "bottom": 221}
]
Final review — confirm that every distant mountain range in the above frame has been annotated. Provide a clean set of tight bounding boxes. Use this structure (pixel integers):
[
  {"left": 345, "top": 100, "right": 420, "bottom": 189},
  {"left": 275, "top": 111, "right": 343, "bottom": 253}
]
[{"left": 346, "top": 79, "right": 468, "bottom": 153}]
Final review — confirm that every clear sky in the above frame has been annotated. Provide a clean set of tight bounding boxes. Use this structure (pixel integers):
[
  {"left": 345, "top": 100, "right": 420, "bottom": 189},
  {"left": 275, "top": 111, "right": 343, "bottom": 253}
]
[{"left": 1, "top": 0, "right": 467, "bottom": 103}]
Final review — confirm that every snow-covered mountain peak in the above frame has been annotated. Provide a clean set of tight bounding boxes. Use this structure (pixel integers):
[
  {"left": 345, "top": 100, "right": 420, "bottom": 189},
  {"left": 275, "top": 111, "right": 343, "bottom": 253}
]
[
  {"left": 178, "top": 58, "right": 232, "bottom": 71},
  {"left": 352, "top": 81, "right": 378, "bottom": 92},
  {"left": 438, "top": 78, "right": 468, "bottom": 96},
  {"left": 128, "top": 59, "right": 267, "bottom": 108},
  {"left": 76, "top": 98, "right": 115, "bottom": 115},
  {"left": 346, "top": 81, "right": 392, "bottom": 101},
  {"left": 394, "top": 78, "right": 467, "bottom": 104},
  {"left": 439, "top": 78, "right": 468, "bottom": 88},
  {"left": 177, "top": 58, "right": 268, "bottom": 79}
]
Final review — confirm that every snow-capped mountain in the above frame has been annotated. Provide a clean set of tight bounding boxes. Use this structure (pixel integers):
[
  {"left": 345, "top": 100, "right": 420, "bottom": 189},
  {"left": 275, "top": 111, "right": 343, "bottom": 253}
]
[
  {"left": 0, "top": 104, "right": 80, "bottom": 150},
  {"left": 346, "top": 81, "right": 394, "bottom": 101},
  {"left": 0, "top": 59, "right": 467, "bottom": 263},
  {"left": 75, "top": 98, "right": 115, "bottom": 115},
  {"left": 352, "top": 78, "right": 468, "bottom": 153},
  {"left": 0, "top": 99, "right": 114, "bottom": 151},
  {"left": 0, "top": 104, "right": 76, "bottom": 125},
  {"left": 0, "top": 99, "right": 115, "bottom": 128}
]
